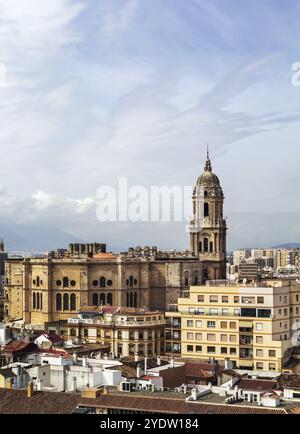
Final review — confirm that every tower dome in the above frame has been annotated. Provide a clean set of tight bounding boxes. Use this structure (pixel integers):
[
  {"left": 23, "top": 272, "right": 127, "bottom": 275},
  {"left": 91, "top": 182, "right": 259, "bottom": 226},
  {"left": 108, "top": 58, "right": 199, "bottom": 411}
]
[{"left": 197, "top": 150, "right": 220, "bottom": 187}]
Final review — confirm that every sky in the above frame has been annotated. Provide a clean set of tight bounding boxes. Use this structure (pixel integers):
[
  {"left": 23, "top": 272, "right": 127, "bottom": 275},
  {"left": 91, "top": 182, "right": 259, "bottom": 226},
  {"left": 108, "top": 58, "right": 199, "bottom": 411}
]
[{"left": 0, "top": 0, "right": 300, "bottom": 251}]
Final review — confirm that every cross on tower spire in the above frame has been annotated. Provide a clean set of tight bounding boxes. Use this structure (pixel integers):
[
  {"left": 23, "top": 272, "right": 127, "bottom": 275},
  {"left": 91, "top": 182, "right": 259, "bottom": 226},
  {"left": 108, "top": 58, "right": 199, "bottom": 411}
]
[{"left": 204, "top": 145, "right": 212, "bottom": 172}]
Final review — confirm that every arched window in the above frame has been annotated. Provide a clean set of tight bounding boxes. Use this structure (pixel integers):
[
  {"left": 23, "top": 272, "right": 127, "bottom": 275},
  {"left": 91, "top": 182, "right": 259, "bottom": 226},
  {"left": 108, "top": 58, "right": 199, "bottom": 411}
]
[
  {"left": 100, "top": 293, "right": 105, "bottom": 305},
  {"left": 204, "top": 202, "right": 209, "bottom": 217},
  {"left": 107, "top": 293, "right": 113, "bottom": 306},
  {"left": 194, "top": 270, "right": 199, "bottom": 285},
  {"left": 93, "top": 293, "right": 99, "bottom": 306},
  {"left": 63, "top": 293, "right": 69, "bottom": 311},
  {"left": 204, "top": 191, "right": 208, "bottom": 197},
  {"left": 184, "top": 271, "right": 189, "bottom": 287},
  {"left": 100, "top": 277, "right": 106, "bottom": 288},
  {"left": 63, "top": 277, "right": 69, "bottom": 288},
  {"left": 36, "top": 276, "right": 40, "bottom": 287},
  {"left": 210, "top": 242, "right": 214, "bottom": 253},
  {"left": 70, "top": 293, "right": 76, "bottom": 311},
  {"left": 40, "top": 293, "right": 43, "bottom": 310},
  {"left": 126, "top": 292, "right": 129, "bottom": 307},
  {"left": 129, "top": 292, "right": 134, "bottom": 307},
  {"left": 204, "top": 269, "right": 209, "bottom": 281},
  {"left": 204, "top": 238, "right": 209, "bottom": 252},
  {"left": 33, "top": 292, "right": 36, "bottom": 309},
  {"left": 134, "top": 292, "right": 137, "bottom": 308},
  {"left": 129, "top": 276, "right": 134, "bottom": 287},
  {"left": 199, "top": 242, "right": 202, "bottom": 253},
  {"left": 37, "top": 292, "right": 40, "bottom": 310},
  {"left": 70, "top": 328, "right": 76, "bottom": 337},
  {"left": 56, "top": 293, "right": 62, "bottom": 311}
]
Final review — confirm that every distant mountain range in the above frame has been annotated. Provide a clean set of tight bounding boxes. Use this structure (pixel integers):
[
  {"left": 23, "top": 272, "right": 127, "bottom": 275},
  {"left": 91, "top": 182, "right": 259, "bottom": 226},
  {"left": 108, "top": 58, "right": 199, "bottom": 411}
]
[
  {"left": 0, "top": 222, "right": 85, "bottom": 253},
  {"left": 271, "top": 243, "right": 300, "bottom": 249}
]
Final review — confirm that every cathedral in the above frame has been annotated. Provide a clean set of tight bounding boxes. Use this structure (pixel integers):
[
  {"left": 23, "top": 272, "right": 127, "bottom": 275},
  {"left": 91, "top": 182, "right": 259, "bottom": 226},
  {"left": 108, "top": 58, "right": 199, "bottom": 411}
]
[{"left": 4, "top": 152, "right": 227, "bottom": 327}]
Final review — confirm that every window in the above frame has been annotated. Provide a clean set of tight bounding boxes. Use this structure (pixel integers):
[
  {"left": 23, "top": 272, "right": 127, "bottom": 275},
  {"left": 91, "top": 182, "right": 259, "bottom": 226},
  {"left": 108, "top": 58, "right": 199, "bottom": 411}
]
[
  {"left": 221, "top": 347, "right": 228, "bottom": 354},
  {"left": 269, "top": 363, "right": 276, "bottom": 371},
  {"left": 33, "top": 292, "right": 36, "bottom": 309},
  {"left": 36, "top": 276, "right": 40, "bottom": 287},
  {"left": 221, "top": 334, "right": 227, "bottom": 342},
  {"left": 70, "top": 293, "right": 76, "bottom": 311},
  {"left": 229, "top": 335, "right": 236, "bottom": 343},
  {"left": 207, "top": 321, "right": 216, "bottom": 329},
  {"left": 107, "top": 293, "right": 113, "bottom": 306},
  {"left": 204, "top": 202, "right": 209, "bottom": 217},
  {"left": 70, "top": 280, "right": 76, "bottom": 287},
  {"left": 222, "top": 309, "right": 229, "bottom": 316},
  {"left": 234, "top": 296, "right": 239, "bottom": 304},
  {"left": 269, "top": 350, "right": 276, "bottom": 357},
  {"left": 195, "top": 320, "right": 202, "bottom": 328},
  {"left": 229, "top": 322, "right": 236, "bottom": 329},
  {"left": 100, "top": 293, "right": 106, "bottom": 305},
  {"left": 256, "top": 362, "right": 263, "bottom": 370},
  {"left": 234, "top": 309, "right": 240, "bottom": 316},
  {"left": 187, "top": 333, "right": 194, "bottom": 340},
  {"left": 221, "top": 321, "right": 227, "bottom": 329},
  {"left": 256, "top": 349, "right": 263, "bottom": 357},
  {"left": 107, "top": 280, "right": 113, "bottom": 286},
  {"left": 36, "top": 293, "right": 40, "bottom": 310},
  {"left": 63, "top": 293, "right": 69, "bottom": 311},
  {"left": 207, "top": 333, "right": 216, "bottom": 342},
  {"left": 187, "top": 345, "right": 194, "bottom": 352},
  {"left": 207, "top": 346, "right": 216, "bottom": 354},
  {"left": 204, "top": 238, "right": 209, "bottom": 253},
  {"left": 100, "top": 277, "right": 106, "bottom": 288},
  {"left": 83, "top": 329, "right": 88, "bottom": 337},
  {"left": 187, "top": 320, "right": 194, "bottom": 327},
  {"left": 222, "top": 296, "right": 229, "bottom": 303},
  {"left": 256, "top": 323, "right": 263, "bottom": 331},
  {"left": 93, "top": 293, "right": 98, "bottom": 306},
  {"left": 195, "top": 333, "right": 202, "bottom": 340},
  {"left": 93, "top": 280, "right": 98, "bottom": 287},
  {"left": 256, "top": 336, "right": 263, "bottom": 344},
  {"left": 242, "top": 297, "right": 255, "bottom": 304},
  {"left": 209, "top": 308, "right": 218, "bottom": 315},
  {"left": 196, "top": 346, "right": 202, "bottom": 353},
  {"left": 210, "top": 295, "right": 218, "bottom": 303},
  {"left": 56, "top": 280, "right": 62, "bottom": 287},
  {"left": 230, "top": 348, "right": 236, "bottom": 355},
  {"left": 257, "top": 297, "right": 264, "bottom": 304},
  {"left": 198, "top": 295, "right": 204, "bottom": 303},
  {"left": 63, "top": 277, "right": 69, "bottom": 288},
  {"left": 70, "top": 328, "right": 76, "bottom": 337},
  {"left": 56, "top": 293, "right": 62, "bottom": 311}
]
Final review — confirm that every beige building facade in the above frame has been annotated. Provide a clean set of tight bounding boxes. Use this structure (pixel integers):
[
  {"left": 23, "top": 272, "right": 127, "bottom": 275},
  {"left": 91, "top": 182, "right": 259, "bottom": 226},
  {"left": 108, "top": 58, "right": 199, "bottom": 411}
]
[
  {"left": 166, "top": 280, "right": 300, "bottom": 372},
  {"left": 66, "top": 306, "right": 165, "bottom": 357}
]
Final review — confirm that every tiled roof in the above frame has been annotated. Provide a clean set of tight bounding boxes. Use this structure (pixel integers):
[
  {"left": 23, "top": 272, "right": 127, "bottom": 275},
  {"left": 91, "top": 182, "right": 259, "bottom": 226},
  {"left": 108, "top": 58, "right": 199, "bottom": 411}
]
[
  {"left": 0, "top": 389, "right": 81, "bottom": 414},
  {"left": 237, "top": 379, "right": 278, "bottom": 393},
  {"left": 185, "top": 362, "right": 222, "bottom": 379},
  {"left": 2, "top": 341, "right": 38, "bottom": 355},
  {"left": 278, "top": 374, "right": 300, "bottom": 389}
]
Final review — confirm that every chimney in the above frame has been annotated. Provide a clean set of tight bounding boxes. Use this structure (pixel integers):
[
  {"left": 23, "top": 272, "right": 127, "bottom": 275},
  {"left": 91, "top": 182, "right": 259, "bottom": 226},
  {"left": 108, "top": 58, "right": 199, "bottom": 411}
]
[
  {"left": 134, "top": 352, "right": 139, "bottom": 362},
  {"left": 104, "top": 353, "right": 108, "bottom": 361},
  {"left": 170, "top": 357, "right": 175, "bottom": 368},
  {"left": 144, "top": 356, "right": 147, "bottom": 375},
  {"left": 225, "top": 358, "right": 234, "bottom": 371},
  {"left": 157, "top": 355, "right": 161, "bottom": 366},
  {"left": 82, "top": 356, "right": 87, "bottom": 367},
  {"left": 136, "top": 364, "right": 142, "bottom": 379},
  {"left": 73, "top": 352, "right": 78, "bottom": 364},
  {"left": 27, "top": 382, "right": 34, "bottom": 399},
  {"left": 191, "top": 388, "right": 197, "bottom": 401}
]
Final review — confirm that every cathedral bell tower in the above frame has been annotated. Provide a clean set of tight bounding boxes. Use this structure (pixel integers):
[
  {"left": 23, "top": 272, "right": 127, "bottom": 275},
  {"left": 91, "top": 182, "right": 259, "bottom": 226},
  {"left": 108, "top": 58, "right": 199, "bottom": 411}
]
[{"left": 189, "top": 150, "right": 227, "bottom": 281}]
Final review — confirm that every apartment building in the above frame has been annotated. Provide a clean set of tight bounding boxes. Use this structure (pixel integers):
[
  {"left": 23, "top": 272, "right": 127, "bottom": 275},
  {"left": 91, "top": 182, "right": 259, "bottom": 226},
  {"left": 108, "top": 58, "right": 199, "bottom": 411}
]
[
  {"left": 66, "top": 306, "right": 165, "bottom": 358},
  {"left": 166, "top": 280, "right": 300, "bottom": 372}
]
